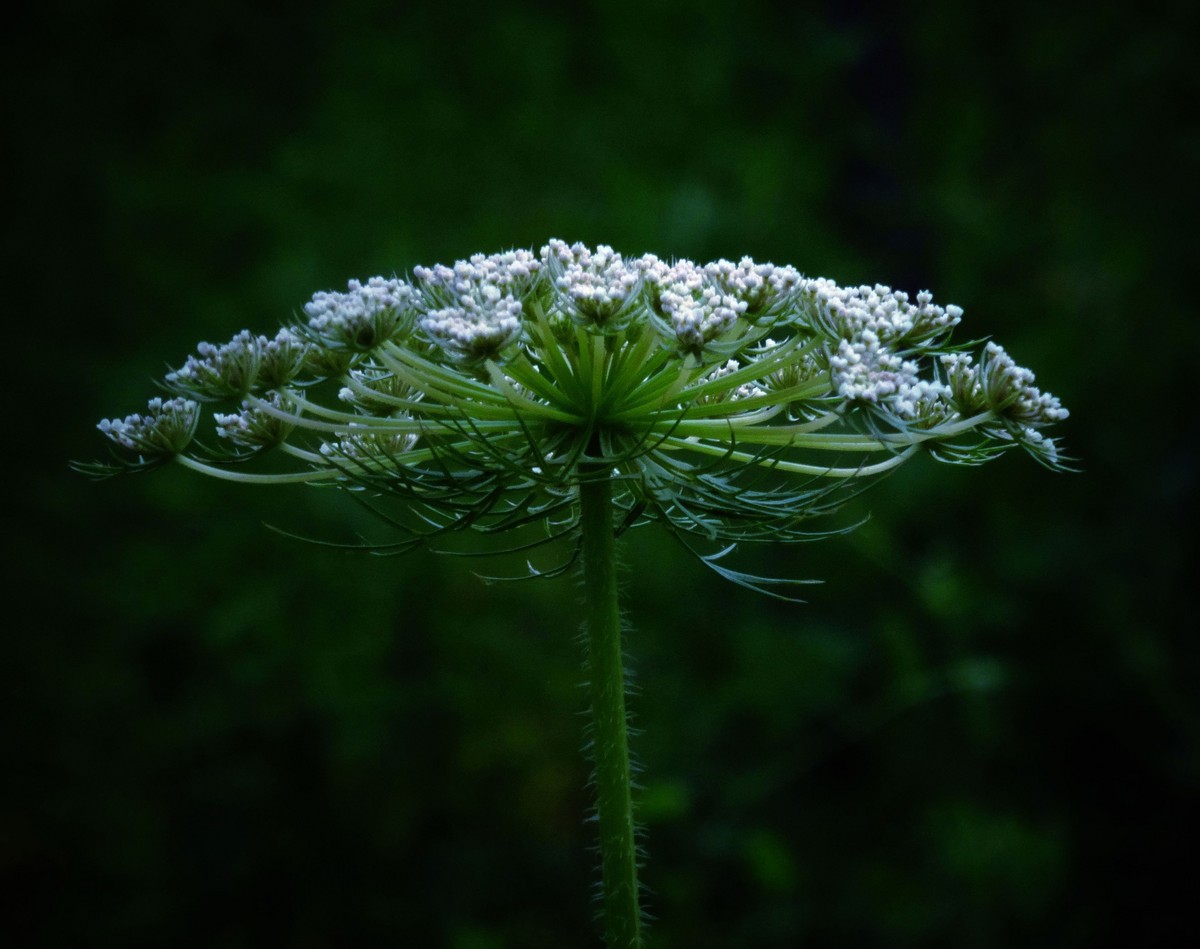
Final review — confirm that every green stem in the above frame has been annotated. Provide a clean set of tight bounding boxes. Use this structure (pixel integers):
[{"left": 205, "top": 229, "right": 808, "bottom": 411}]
[{"left": 579, "top": 471, "right": 642, "bottom": 948}]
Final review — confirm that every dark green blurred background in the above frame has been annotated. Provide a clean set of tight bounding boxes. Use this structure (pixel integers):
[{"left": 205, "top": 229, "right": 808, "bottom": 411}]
[{"left": 5, "top": 2, "right": 1196, "bottom": 946}]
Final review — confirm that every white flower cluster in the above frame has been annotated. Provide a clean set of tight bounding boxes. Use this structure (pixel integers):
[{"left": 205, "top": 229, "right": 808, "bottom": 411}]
[
  {"left": 420, "top": 293, "right": 524, "bottom": 364},
  {"left": 402, "top": 245, "right": 832, "bottom": 358},
  {"left": 829, "top": 333, "right": 955, "bottom": 422},
  {"left": 802, "top": 279, "right": 963, "bottom": 348},
  {"left": 543, "top": 240, "right": 640, "bottom": 325},
  {"left": 334, "top": 368, "right": 417, "bottom": 409},
  {"left": 831, "top": 334, "right": 917, "bottom": 402},
  {"left": 892, "top": 379, "right": 955, "bottom": 422},
  {"left": 165, "top": 327, "right": 309, "bottom": 398},
  {"left": 703, "top": 257, "right": 801, "bottom": 316},
  {"left": 259, "top": 328, "right": 309, "bottom": 388},
  {"left": 979, "top": 342, "right": 1070, "bottom": 424},
  {"left": 702, "top": 359, "right": 766, "bottom": 402},
  {"left": 662, "top": 283, "right": 748, "bottom": 354},
  {"left": 214, "top": 392, "right": 294, "bottom": 449},
  {"left": 304, "top": 277, "right": 415, "bottom": 349},
  {"left": 98, "top": 397, "right": 199, "bottom": 454},
  {"left": 319, "top": 427, "right": 419, "bottom": 460},
  {"left": 414, "top": 249, "right": 541, "bottom": 300},
  {"left": 938, "top": 345, "right": 1069, "bottom": 426},
  {"left": 1018, "top": 427, "right": 1061, "bottom": 466},
  {"left": 938, "top": 352, "right": 979, "bottom": 406},
  {"left": 636, "top": 256, "right": 749, "bottom": 353},
  {"left": 413, "top": 250, "right": 541, "bottom": 363},
  {"left": 166, "top": 330, "right": 262, "bottom": 398}
]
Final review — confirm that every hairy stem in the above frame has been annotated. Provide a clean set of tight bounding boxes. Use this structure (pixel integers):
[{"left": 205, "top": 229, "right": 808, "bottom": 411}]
[{"left": 579, "top": 471, "right": 642, "bottom": 948}]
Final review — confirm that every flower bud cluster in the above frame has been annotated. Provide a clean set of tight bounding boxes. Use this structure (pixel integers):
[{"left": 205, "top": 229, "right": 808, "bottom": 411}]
[
  {"left": 704, "top": 257, "right": 801, "bottom": 318},
  {"left": 701, "top": 359, "right": 767, "bottom": 403},
  {"left": 662, "top": 283, "right": 748, "bottom": 355},
  {"left": 1017, "top": 426, "right": 1061, "bottom": 466},
  {"left": 978, "top": 342, "right": 1070, "bottom": 424},
  {"left": 938, "top": 346, "right": 1068, "bottom": 426},
  {"left": 802, "top": 278, "right": 963, "bottom": 349},
  {"left": 938, "top": 352, "right": 981, "bottom": 408},
  {"left": 828, "top": 333, "right": 954, "bottom": 423},
  {"left": 337, "top": 368, "right": 419, "bottom": 410},
  {"left": 165, "top": 328, "right": 309, "bottom": 400},
  {"left": 543, "top": 240, "right": 640, "bottom": 328},
  {"left": 830, "top": 334, "right": 919, "bottom": 405},
  {"left": 319, "top": 427, "right": 419, "bottom": 460},
  {"left": 891, "top": 379, "right": 955, "bottom": 424},
  {"left": 637, "top": 256, "right": 750, "bottom": 354},
  {"left": 258, "top": 328, "right": 310, "bottom": 389},
  {"left": 414, "top": 250, "right": 540, "bottom": 363},
  {"left": 304, "top": 277, "right": 415, "bottom": 350},
  {"left": 420, "top": 293, "right": 524, "bottom": 365},
  {"left": 166, "top": 330, "right": 264, "bottom": 400},
  {"left": 414, "top": 249, "right": 541, "bottom": 303},
  {"left": 214, "top": 392, "right": 295, "bottom": 449},
  {"left": 98, "top": 397, "right": 199, "bottom": 455}
]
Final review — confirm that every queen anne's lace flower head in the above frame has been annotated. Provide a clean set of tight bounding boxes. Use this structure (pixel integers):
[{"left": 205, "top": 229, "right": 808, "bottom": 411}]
[
  {"left": 77, "top": 241, "right": 1075, "bottom": 949},
  {"left": 81, "top": 239, "right": 1071, "bottom": 553}
]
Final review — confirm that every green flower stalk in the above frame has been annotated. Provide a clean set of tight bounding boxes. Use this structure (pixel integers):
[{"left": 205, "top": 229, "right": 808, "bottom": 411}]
[{"left": 79, "top": 239, "right": 1070, "bottom": 947}]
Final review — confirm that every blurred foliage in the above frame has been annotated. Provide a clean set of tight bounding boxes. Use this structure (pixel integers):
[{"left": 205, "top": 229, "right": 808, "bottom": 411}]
[{"left": 4, "top": 0, "right": 1197, "bottom": 946}]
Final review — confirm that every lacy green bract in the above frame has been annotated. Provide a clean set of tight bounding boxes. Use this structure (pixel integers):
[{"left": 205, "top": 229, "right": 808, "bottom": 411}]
[{"left": 83, "top": 239, "right": 1069, "bottom": 580}]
